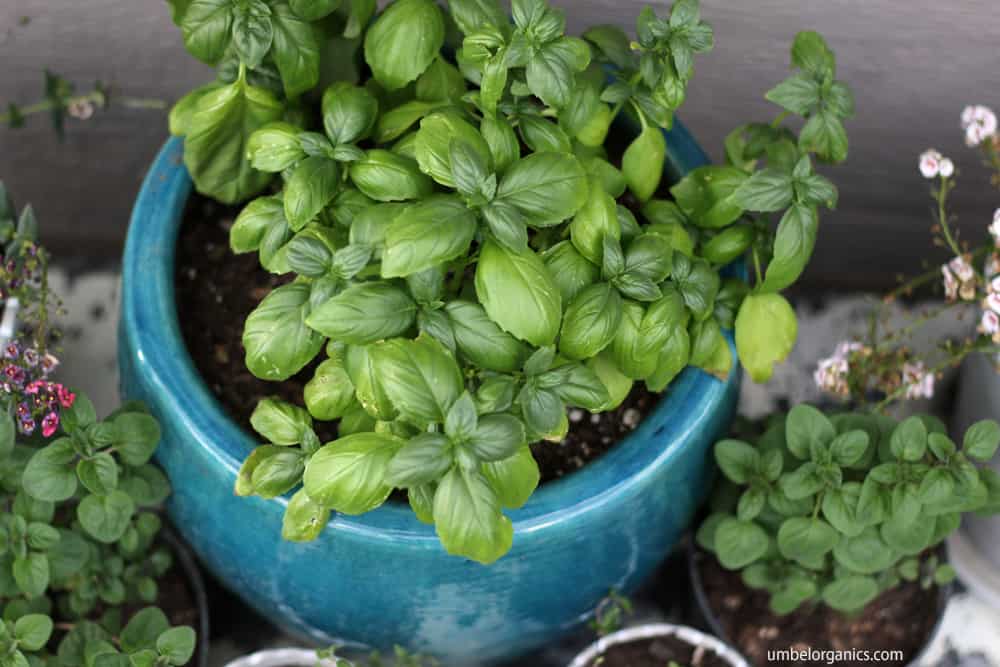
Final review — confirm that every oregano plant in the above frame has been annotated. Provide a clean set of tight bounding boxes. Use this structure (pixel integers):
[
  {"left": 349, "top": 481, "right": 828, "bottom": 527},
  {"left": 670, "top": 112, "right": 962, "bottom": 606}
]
[
  {"left": 165, "top": 0, "right": 854, "bottom": 563},
  {"left": 697, "top": 405, "right": 999, "bottom": 615}
]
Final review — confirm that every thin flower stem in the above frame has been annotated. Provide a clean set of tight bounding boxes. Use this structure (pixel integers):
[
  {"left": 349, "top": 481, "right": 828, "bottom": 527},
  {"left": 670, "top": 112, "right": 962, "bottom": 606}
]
[
  {"left": 872, "top": 300, "right": 966, "bottom": 352},
  {"left": 0, "top": 89, "right": 165, "bottom": 126}
]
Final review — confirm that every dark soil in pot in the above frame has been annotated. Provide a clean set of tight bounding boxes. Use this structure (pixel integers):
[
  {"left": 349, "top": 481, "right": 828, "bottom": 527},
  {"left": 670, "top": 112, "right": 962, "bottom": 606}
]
[
  {"left": 589, "top": 634, "right": 735, "bottom": 667},
  {"left": 174, "top": 194, "right": 659, "bottom": 484},
  {"left": 692, "top": 549, "right": 941, "bottom": 667}
]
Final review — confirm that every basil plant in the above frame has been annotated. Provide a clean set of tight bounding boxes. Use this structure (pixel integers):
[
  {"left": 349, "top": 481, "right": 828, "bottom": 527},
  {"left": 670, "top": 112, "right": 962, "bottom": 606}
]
[
  {"left": 166, "top": 0, "right": 853, "bottom": 563},
  {"left": 1, "top": 396, "right": 197, "bottom": 666},
  {"left": 697, "top": 405, "right": 1000, "bottom": 615}
]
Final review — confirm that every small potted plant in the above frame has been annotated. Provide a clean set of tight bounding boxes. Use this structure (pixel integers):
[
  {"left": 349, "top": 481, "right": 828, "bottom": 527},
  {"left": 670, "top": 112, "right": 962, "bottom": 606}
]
[
  {"left": 0, "top": 185, "right": 205, "bottom": 667},
  {"left": 121, "top": 0, "right": 853, "bottom": 658}
]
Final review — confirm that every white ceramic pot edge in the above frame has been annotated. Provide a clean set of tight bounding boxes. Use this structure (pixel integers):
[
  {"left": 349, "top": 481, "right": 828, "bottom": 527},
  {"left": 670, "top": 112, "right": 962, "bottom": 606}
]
[
  {"left": 223, "top": 648, "right": 340, "bottom": 667},
  {"left": 566, "top": 623, "right": 749, "bottom": 667}
]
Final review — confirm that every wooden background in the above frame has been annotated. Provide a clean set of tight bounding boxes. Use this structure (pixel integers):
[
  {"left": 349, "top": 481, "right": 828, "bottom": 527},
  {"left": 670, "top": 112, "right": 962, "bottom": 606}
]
[{"left": 1, "top": 0, "right": 997, "bottom": 288}]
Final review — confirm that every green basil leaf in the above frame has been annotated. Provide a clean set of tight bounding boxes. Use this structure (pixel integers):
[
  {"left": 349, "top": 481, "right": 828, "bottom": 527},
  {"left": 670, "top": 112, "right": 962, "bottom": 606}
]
[
  {"left": 344, "top": 345, "right": 398, "bottom": 420},
  {"left": 645, "top": 319, "right": 691, "bottom": 392},
  {"left": 306, "top": 281, "right": 416, "bottom": 345},
  {"left": 445, "top": 300, "right": 529, "bottom": 373},
  {"left": 623, "top": 233, "right": 672, "bottom": 282},
  {"left": 496, "top": 152, "right": 588, "bottom": 227},
  {"left": 559, "top": 282, "right": 622, "bottom": 360},
  {"left": 178, "top": 0, "right": 233, "bottom": 65},
  {"left": 481, "top": 115, "right": 520, "bottom": 173},
  {"left": 669, "top": 165, "right": 747, "bottom": 228},
  {"left": 350, "top": 149, "right": 434, "bottom": 201},
  {"left": 758, "top": 203, "right": 818, "bottom": 293},
  {"left": 364, "top": 0, "right": 445, "bottom": 90},
  {"left": 734, "top": 168, "right": 794, "bottom": 213},
  {"left": 583, "top": 157, "right": 627, "bottom": 198},
  {"left": 466, "top": 415, "right": 526, "bottom": 462},
  {"left": 370, "top": 335, "right": 464, "bottom": 426},
  {"left": 434, "top": 467, "right": 513, "bottom": 564},
  {"left": 569, "top": 177, "right": 620, "bottom": 264},
  {"left": 689, "top": 317, "right": 731, "bottom": 380},
  {"left": 549, "top": 363, "right": 610, "bottom": 411},
  {"left": 250, "top": 448, "right": 306, "bottom": 498},
  {"left": 475, "top": 240, "right": 562, "bottom": 346},
  {"left": 964, "top": 420, "right": 1000, "bottom": 461},
  {"left": 482, "top": 202, "right": 529, "bottom": 252},
  {"left": 583, "top": 25, "right": 632, "bottom": 69},
  {"left": 414, "top": 112, "right": 493, "bottom": 188},
  {"left": 304, "top": 356, "right": 356, "bottom": 421},
  {"left": 322, "top": 82, "right": 379, "bottom": 145},
  {"left": 303, "top": 433, "right": 402, "bottom": 513},
  {"left": 249, "top": 398, "right": 312, "bottom": 445},
  {"left": 610, "top": 300, "right": 661, "bottom": 379},
  {"left": 799, "top": 110, "right": 848, "bottom": 163},
  {"left": 244, "top": 283, "right": 326, "bottom": 380},
  {"left": 622, "top": 123, "right": 665, "bottom": 202},
  {"left": 542, "top": 240, "right": 600, "bottom": 305},
  {"left": 385, "top": 433, "right": 453, "bottom": 488},
  {"left": 518, "top": 383, "right": 565, "bottom": 437},
  {"left": 735, "top": 293, "right": 797, "bottom": 383},
  {"left": 282, "top": 488, "right": 331, "bottom": 542},
  {"left": 77, "top": 491, "right": 135, "bottom": 544},
  {"left": 270, "top": 1, "right": 321, "bottom": 97},
  {"left": 416, "top": 57, "right": 466, "bottom": 102},
  {"left": 671, "top": 252, "right": 719, "bottom": 321},
  {"left": 283, "top": 156, "right": 341, "bottom": 231},
  {"left": 519, "top": 115, "right": 572, "bottom": 153},
  {"left": 381, "top": 196, "right": 477, "bottom": 278},
  {"left": 790, "top": 30, "right": 836, "bottom": 77},
  {"left": 183, "top": 74, "right": 284, "bottom": 204},
  {"left": 714, "top": 518, "right": 769, "bottom": 569},
  {"left": 232, "top": 0, "right": 273, "bottom": 68},
  {"left": 23, "top": 439, "right": 78, "bottom": 502},
  {"left": 246, "top": 121, "right": 304, "bottom": 172},
  {"left": 525, "top": 37, "right": 591, "bottom": 108},
  {"left": 290, "top": 0, "right": 341, "bottom": 21},
  {"left": 765, "top": 74, "right": 820, "bottom": 115},
  {"left": 482, "top": 446, "right": 539, "bottom": 510},
  {"left": 448, "top": 0, "right": 506, "bottom": 34},
  {"left": 375, "top": 100, "right": 440, "bottom": 143}
]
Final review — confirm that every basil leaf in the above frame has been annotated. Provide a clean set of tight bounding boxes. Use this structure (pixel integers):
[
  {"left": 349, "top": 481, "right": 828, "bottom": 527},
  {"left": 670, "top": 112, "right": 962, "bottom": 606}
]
[
  {"left": 322, "top": 82, "right": 379, "bottom": 145},
  {"left": 183, "top": 74, "right": 284, "bottom": 204},
  {"left": 481, "top": 115, "right": 520, "bottom": 173},
  {"left": 344, "top": 345, "right": 398, "bottom": 420},
  {"left": 800, "top": 110, "right": 848, "bottom": 163},
  {"left": 385, "top": 433, "right": 453, "bottom": 488},
  {"left": 475, "top": 240, "right": 562, "bottom": 346},
  {"left": 610, "top": 300, "right": 661, "bottom": 379},
  {"left": 250, "top": 397, "right": 312, "bottom": 445},
  {"left": 559, "top": 282, "right": 622, "bottom": 360},
  {"left": 77, "top": 491, "right": 135, "bottom": 544},
  {"left": 735, "top": 293, "right": 798, "bottom": 383},
  {"left": 178, "top": 0, "right": 233, "bottom": 65},
  {"left": 270, "top": 1, "right": 321, "bottom": 97},
  {"left": 381, "top": 196, "right": 477, "bottom": 277},
  {"left": 669, "top": 165, "right": 747, "bottom": 228},
  {"left": 583, "top": 25, "right": 633, "bottom": 69},
  {"left": 246, "top": 122, "right": 304, "bottom": 172},
  {"left": 735, "top": 168, "right": 794, "bottom": 212},
  {"left": 448, "top": 0, "right": 506, "bottom": 34},
  {"left": 364, "top": 0, "right": 445, "bottom": 90},
  {"left": 550, "top": 363, "right": 610, "bottom": 411},
  {"left": 303, "top": 433, "right": 402, "bottom": 513},
  {"left": 414, "top": 112, "right": 493, "bottom": 188},
  {"left": 445, "top": 300, "right": 529, "bottom": 373},
  {"left": 306, "top": 282, "right": 417, "bottom": 345},
  {"left": 518, "top": 383, "right": 565, "bottom": 437},
  {"left": 518, "top": 115, "right": 571, "bottom": 153},
  {"left": 569, "top": 177, "right": 620, "bottom": 264},
  {"left": 350, "top": 150, "right": 435, "bottom": 201},
  {"left": 433, "top": 467, "right": 513, "bottom": 564},
  {"left": 244, "top": 283, "right": 325, "bottom": 380},
  {"left": 283, "top": 156, "right": 341, "bottom": 231},
  {"left": 23, "top": 439, "right": 78, "bottom": 502},
  {"left": 671, "top": 252, "right": 719, "bottom": 321},
  {"left": 758, "top": 203, "right": 818, "bottom": 293},
  {"left": 481, "top": 202, "right": 529, "bottom": 252},
  {"left": 542, "top": 240, "right": 599, "bottom": 305},
  {"left": 232, "top": 0, "right": 273, "bottom": 68},
  {"left": 622, "top": 123, "right": 665, "bottom": 202},
  {"left": 623, "top": 233, "right": 672, "bottom": 282},
  {"left": 465, "top": 415, "right": 526, "bottom": 463},
  {"left": 689, "top": 317, "right": 731, "bottom": 380},
  {"left": 304, "top": 356, "right": 355, "bottom": 420},
  {"left": 375, "top": 100, "right": 440, "bottom": 143},
  {"left": 289, "top": 0, "right": 341, "bottom": 21},
  {"left": 496, "top": 152, "right": 588, "bottom": 227},
  {"left": 482, "top": 447, "right": 539, "bottom": 509},
  {"left": 714, "top": 518, "right": 768, "bottom": 569},
  {"left": 370, "top": 335, "right": 464, "bottom": 426},
  {"left": 525, "top": 37, "right": 591, "bottom": 109}
]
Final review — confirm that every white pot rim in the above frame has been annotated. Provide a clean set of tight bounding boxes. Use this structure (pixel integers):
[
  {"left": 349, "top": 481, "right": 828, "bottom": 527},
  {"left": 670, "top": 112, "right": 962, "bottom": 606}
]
[
  {"left": 222, "top": 648, "right": 341, "bottom": 667},
  {"left": 567, "top": 623, "right": 749, "bottom": 667}
]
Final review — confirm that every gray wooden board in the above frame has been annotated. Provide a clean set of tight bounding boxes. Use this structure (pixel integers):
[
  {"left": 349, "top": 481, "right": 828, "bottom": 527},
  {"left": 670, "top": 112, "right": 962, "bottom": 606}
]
[{"left": 1, "top": 0, "right": 998, "bottom": 288}]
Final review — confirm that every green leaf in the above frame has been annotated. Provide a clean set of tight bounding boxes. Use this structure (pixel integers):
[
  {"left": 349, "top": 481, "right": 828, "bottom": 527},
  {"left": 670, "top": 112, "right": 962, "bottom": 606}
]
[
  {"left": 829, "top": 430, "right": 869, "bottom": 467},
  {"left": 964, "top": 420, "right": 1000, "bottom": 461},
  {"left": 246, "top": 122, "right": 304, "bottom": 172},
  {"left": 304, "top": 432, "right": 402, "bottom": 513},
  {"left": 671, "top": 253, "right": 719, "bottom": 321},
  {"left": 735, "top": 293, "right": 797, "bottom": 383},
  {"left": 822, "top": 576, "right": 878, "bottom": 614},
  {"left": 230, "top": 196, "right": 285, "bottom": 256},
  {"left": 350, "top": 150, "right": 434, "bottom": 201},
  {"left": 77, "top": 491, "right": 135, "bottom": 543},
  {"left": 113, "top": 412, "right": 162, "bottom": 466},
  {"left": 497, "top": 152, "right": 589, "bottom": 227},
  {"left": 433, "top": 467, "right": 513, "bottom": 564},
  {"left": 890, "top": 416, "right": 928, "bottom": 461},
  {"left": 375, "top": 100, "right": 440, "bottom": 143},
  {"left": 156, "top": 627, "right": 196, "bottom": 665},
  {"left": 22, "top": 439, "right": 77, "bottom": 502},
  {"left": 178, "top": 0, "right": 233, "bottom": 65},
  {"left": 559, "top": 282, "right": 622, "bottom": 360},
  {"left": 482, "top": 447, "right": 539, "bottom": 509},
  {"left": 183, "top": 73, "right": 284, "bottom": 205},
  {"left": 307, "top": 281, "right": 416, "bottom": 345},
  {"left": 270, "top": 1, "right": 321, "bottom": 97},
  {"left": 821, "top": 484, "right": 862, "bottom": 537},
  {"left": 475, "top": 240, "right": 562, "bottom": 347},
  {"left": 919, "top": 468, "right": 956, "bottom": 505},
  {"left": 386, "top": 434, "right": 453, "bottom": 488},
  {"left": 481, "top": 116, "right": 520, "bottom": 173},
  {"left": 669, "top": 166, "right": 748, "bottom": 229},
  {"left": 121, "top": 608, "right": 169, "bottom": 653},
  {"left": 13, "top": 614, "right": 53, "bottom": 652},
  {"left": 714, "top": 518, "right": 769, "bottom": 569},
  {"left": 622, "top": 124, "right": 665, "bottom": 202},
  {"left": 244, "top": 283, "right": 325, "bottom": 380},
  {"left": 765, "top": 74, "right": 820, "bottom": 115},
  {"left": 799, "top": 110, "right": 848, "bottom": 163},
  {"left": 283, "top": 157, "right": 341, "bottom": 231},
  {"left": 290, "top": 0, "right": 341, "bottom": 20},
  {"left": 414, "top": 112, "right": 493, "bottom": 189},
  {"left": 790, "top": 31, "right": 836, "bottom": 77},
  {"left": 364, "top": 0, "right": 444, "bottom": 90},
  {"left": 519, "top": 116, "right": 571, "bottom": 153},
  {"left": 758, "top": 203, "right": 818, "bottom": 293},
  {"left": 785, "top": 404, "right": 835, "bottom": 459},
  {"left": 250, "top": 398, "right": 311, "bottom": 445},
  {"left": 526, "top": 37, "right": 591, "bottom": 108},
  {"left": 445, "top": 300, "right": 529, "bottom": 373},
  {"left": 416, "top": 57, "right": 466, "bottom": 102},
  {"left": 569, "top": 177, "right": 620, "bottom": 265},
  {"left": 0, "top": 412, "right": 14, "bottom": 459},
  {"left": 282, "top": 488, "right": 331, "bottom": 542},
  {"left": 370, "top": 335, "right": 464, "bottom": 426},
  {"left": 623, "top": 233, "right": 672, "bottom": 282},
  {"left": 833, "top": 527, "right": 897, "bottom": 574},
  {"left": 734, "top": 168, "right": 794, "bottom": 213},
  {"left": 714, "top": 439, "right": 759, "bottom": 484},
  {"left": 77, "top": 454, "right": 119, "bottom": 496},
  {"left": 777, "top": 517, "right": 838, "bottom": 564},
  {"left": 542, "top": 241, "right": 600, "bottom": 305},
  {"left": 322, "top": 82, "right": 379, "bottom": 146},
  {"left": 381, "top": 196, "right": 477, "bottom": 278},
  {"left": 231, "top": 0, "right": 273, "bottom": 68},
  {"left": 12, "top": 553, "right": 48, "bottom": 598},
  {"left": 304, "top": 356, "right": 355, "bottom": 421},
  {"left": 583, "top": 24, "right": 633, "bottom": 69},
  {"left": 466, "top": 415, "right": 526, "bottom": 463}
]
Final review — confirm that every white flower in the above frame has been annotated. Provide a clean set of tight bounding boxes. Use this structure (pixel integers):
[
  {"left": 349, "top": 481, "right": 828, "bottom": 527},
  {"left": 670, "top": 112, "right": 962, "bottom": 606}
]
[
  {"left": 942, "top": 265, "right": 959, "bottom": 300},
  {"left": 938, "top": 158, "right": 954, "bottom": 178},
  {"left": 982, "top": 310, "right": 1000, "bottom": 342},
  {"left": 987, "top": 292, "right": 1000, "bottom": 315},
  {"left": 67, "top": 100, "right": 95, "bottom": 121},
  {"left": 991, "top": 208, "right": 1000, "bottom": 247},
  {"left": 962, "top": 105, "right": 997, "bottom": 147},
  {"left": 991, "top": 275, "right": 1000, "bottom": 294},
  {"left": 949, "top": 255, "right": 975, "bottom": 283},
  {"left": 919, "top": 149, "right": 943, "bottom": 178},
  {"left": 986, "top": 254, "right": 1000, "bottom": 281},
  {"left": 813, "top": 340, "right": 862, "bottom": 397},
  {"left": 902, "top": 361, "right": 935, "bottom": 400}
]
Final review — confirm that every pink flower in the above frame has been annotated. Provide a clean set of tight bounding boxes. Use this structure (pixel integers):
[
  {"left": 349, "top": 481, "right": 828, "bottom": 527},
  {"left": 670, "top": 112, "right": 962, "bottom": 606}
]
[
  {"left": 3, "top": 342, "right": 20, "bottom": 360},
  {"left": 19, "top": 417, "right": 35, "bottom": 436},
  {"left": 902, "top": 361, "right": 935, "bottom": 400},
  {"left": 40, "top": 354, "right": 59, "bottom": 375},
  {"left": 950, "top": 255, "right": 976, "bottom": 282},
  {"left": 991, "top": 209, "right": 1000, "bottom": 248},
  {"left": 986, "top": 292, "right": 1000, "bottom": 315},
  {"left": 56, "top": 385, "right": 75, "bottom": 408},
  {"left": 41, "top": 412, "right": 59, "bottom": 438},
  {"left": 919, "top": 149, "right": 943, "bottom": 178},
  {"left": 962, "top": 105, "right": 997, "bottom": 147},
  {"left": 982, "top": 310, "right": 1000, "bottom": 338},
  {"left": 21, "top": 348, "right": 39, "bottom": 367},
  {"left": 942, "top": 265, "right": 959, "bottom": 300}
]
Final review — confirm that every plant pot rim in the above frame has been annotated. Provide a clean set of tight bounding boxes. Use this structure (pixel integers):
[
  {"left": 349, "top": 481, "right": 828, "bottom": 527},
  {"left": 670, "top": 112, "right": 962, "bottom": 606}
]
[
  {"left": 120, "top": 128, "right": 737, "bottom": 542},
  {"left": 222, "top": 648, "right": 340, "bottom": 667},
  {"left": 567, "top": 622, "right": 749, "bottom": 667},
  {"left": 686, "top": 541, "right": 951, "bottom": 666},
  {"left": 162, "top": 525, "right": 212, "bottom": 667}
]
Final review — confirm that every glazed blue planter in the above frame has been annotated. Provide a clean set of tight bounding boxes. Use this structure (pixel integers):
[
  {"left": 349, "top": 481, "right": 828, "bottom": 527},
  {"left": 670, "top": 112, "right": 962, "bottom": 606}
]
[{"left": 118, "top": 122, "right": 740, "bottom": 665}]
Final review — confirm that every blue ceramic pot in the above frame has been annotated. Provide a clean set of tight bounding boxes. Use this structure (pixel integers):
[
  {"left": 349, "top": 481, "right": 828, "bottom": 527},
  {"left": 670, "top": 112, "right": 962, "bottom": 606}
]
[{"left": 118, "top": 122, "right": 740, "bottom": 665}]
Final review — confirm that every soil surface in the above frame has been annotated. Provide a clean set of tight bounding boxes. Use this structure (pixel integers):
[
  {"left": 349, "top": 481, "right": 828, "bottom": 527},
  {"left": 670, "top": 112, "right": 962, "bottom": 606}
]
[
  {"left": 695, "top": 551, "right": 941, "bottom": 667},
  {"left": 174, "top": 195, "right": 661, "bottom": 483},
  {"left": 590, "top": 634, "right": 734, "bottom": 667}
]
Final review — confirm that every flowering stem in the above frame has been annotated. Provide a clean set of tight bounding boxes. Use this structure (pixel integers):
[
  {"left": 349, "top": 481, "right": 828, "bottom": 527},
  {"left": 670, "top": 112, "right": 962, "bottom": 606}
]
[
  {"left": 872, "top": 300, "right": 966, "bottom": 353},
  {"left": 0, "top": 89, "right": 166, "bottom": 127},
  {"left": 884, "top": 246, "right": 991, "bottom": 303}
]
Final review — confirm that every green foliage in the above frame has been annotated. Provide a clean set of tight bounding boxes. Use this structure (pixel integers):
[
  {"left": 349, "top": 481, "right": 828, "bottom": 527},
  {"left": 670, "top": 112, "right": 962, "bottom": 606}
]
[
  {"left": 0, "top": 399, "right": 196, "bottom": 665},
  {"left": 699, "top": 408, "right": 997, "bottom": 616},
  {"left": 166, "top": 0, "right": 853, "bottom": 563}
]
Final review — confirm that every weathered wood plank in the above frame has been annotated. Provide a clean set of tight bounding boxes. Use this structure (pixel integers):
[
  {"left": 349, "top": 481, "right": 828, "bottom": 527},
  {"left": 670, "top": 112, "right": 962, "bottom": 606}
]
[{"left": 1, "top": 0, "right": 997, "bottom": 288}]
